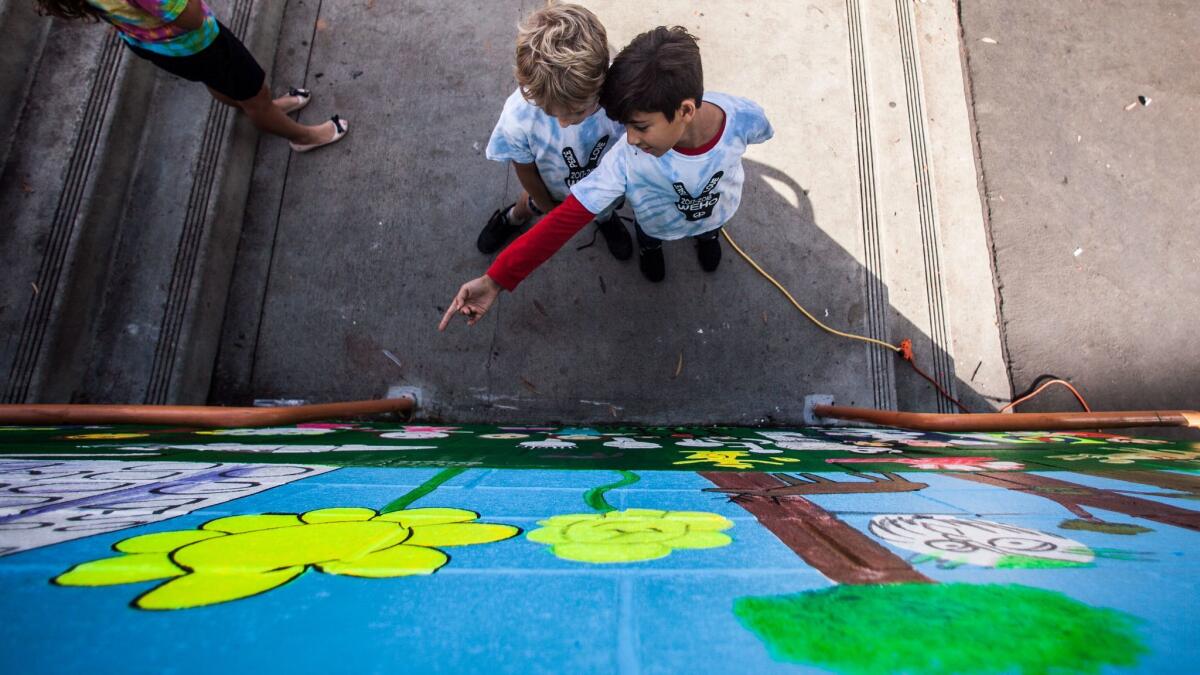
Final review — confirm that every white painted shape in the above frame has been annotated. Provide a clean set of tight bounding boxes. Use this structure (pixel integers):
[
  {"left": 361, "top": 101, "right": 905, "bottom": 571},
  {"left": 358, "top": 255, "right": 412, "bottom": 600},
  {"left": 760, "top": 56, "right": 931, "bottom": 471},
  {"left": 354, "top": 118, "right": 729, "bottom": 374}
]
[
  {"left": 197, "top": 427, "right": 335, "bottom": 436},
  {"left": 869, "top": 514, "right": 1093, "bottom": 567},
  {"left": 0, "top": 460, "right": 334, "bottom": 557}
]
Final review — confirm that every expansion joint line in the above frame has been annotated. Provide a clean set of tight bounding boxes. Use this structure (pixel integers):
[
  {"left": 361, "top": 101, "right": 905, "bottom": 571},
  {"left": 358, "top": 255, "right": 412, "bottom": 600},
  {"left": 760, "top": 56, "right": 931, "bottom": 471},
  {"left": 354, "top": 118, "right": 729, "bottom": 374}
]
[{"left": 248, "top": 0, "right": 326, "bottom": 395}]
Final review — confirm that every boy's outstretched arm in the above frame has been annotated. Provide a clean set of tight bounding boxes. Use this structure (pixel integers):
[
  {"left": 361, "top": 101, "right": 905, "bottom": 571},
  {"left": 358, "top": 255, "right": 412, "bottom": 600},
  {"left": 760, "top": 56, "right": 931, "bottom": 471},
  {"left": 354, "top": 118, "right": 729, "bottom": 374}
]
[
  {"left": 487, "top": 195, "right": 596, "bottom": 288},
  {"left": 437, "top": 196, "right": 596, "bottom": 331}
]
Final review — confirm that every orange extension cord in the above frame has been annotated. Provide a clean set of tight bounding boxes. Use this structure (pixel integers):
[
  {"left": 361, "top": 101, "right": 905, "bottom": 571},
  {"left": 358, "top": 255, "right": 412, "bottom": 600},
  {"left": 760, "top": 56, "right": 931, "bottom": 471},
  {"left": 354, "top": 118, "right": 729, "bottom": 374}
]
[
  {"left": 0, "top": 397, "right": 415, "bottom": 428},
  {"left": 721, "top": 230, "right": 1090, "bottom": 414}
]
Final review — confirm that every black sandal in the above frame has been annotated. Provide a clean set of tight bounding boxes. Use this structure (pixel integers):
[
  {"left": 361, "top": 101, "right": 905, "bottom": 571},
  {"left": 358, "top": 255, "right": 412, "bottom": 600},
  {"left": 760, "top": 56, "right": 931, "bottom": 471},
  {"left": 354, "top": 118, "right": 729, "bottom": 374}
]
[{"left": 280, "top": 87, "right": 311, "bottom": 114}]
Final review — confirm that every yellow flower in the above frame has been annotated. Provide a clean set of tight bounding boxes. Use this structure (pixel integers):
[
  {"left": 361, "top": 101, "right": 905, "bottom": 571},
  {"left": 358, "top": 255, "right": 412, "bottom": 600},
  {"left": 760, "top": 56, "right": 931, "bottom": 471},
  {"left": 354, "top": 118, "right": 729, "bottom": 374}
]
[
  {"left": 673, "top": 450, "right": 802, "bottom": 470},
  {"left": 54, "top": 507, "right": 518, "bottom": 610},
  {"left": 527, "top": 508, "right": 733, "bottom": 563}
]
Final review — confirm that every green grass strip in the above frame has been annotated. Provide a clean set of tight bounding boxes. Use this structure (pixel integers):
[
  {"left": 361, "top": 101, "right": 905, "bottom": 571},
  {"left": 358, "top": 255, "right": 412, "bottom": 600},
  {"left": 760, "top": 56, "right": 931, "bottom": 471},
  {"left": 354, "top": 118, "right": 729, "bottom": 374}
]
[
  {"left": 583, "top": 470, "right": 641, "bottom": 512},
  {"left": 379, "top": 467, "right": 468, "bottom": 513}
]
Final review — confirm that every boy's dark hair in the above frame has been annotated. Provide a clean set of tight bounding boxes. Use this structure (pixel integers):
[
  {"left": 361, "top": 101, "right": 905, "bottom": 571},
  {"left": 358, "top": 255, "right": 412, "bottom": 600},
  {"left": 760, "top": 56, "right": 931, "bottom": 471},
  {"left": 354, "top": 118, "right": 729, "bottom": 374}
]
[
  {"left": 34, "top": 0, "right": 101, "bottom": 20},
  {"left": 600, "top": 26, "right": 703, "bottom": 124}
]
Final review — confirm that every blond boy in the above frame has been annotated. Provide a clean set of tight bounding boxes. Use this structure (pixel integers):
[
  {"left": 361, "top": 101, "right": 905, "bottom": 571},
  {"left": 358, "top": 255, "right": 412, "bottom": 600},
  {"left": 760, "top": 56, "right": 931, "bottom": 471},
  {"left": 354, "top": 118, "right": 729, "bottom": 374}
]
[{"left": 477, "top": 2, "right": 632, "bottom": 258}]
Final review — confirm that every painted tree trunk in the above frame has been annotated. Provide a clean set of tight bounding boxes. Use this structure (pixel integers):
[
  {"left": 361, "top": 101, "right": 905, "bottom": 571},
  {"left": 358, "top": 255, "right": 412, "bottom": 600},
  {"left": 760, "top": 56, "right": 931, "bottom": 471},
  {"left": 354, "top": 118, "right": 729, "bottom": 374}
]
[
  {"left": 1081, "top": 470, "right": 1200, "bottom": 498},
  {"left": 702, "top": 472, "right": 932, "bottom": 585},
  {"left": 949, "top": 471, "right": 1200, "bottom": 531}
]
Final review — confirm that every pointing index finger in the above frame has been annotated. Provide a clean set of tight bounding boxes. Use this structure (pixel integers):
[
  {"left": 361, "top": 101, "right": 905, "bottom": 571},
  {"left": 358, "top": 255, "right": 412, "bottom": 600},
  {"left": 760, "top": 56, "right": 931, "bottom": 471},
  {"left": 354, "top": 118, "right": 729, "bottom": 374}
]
[{"left": 438, "top": 297, "right": 462, "bottom": 331}]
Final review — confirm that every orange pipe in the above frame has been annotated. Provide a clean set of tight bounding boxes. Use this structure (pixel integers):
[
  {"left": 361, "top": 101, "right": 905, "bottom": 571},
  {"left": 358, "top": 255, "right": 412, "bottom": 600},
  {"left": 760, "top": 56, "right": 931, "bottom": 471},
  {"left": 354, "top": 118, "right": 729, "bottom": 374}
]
[
  {"left": 0, "top": 397, "right": 415, "bottom": 428},
  {"left": 812, "top": 405, "right": 1200, "bottom": 432}
]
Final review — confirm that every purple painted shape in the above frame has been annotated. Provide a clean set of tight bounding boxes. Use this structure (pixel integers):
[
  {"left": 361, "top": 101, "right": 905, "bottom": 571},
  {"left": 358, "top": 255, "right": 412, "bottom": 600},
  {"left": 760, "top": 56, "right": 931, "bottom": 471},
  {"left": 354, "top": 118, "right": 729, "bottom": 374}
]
[{"left": 0, "top": 465, "right": 259, "bottom": 525}]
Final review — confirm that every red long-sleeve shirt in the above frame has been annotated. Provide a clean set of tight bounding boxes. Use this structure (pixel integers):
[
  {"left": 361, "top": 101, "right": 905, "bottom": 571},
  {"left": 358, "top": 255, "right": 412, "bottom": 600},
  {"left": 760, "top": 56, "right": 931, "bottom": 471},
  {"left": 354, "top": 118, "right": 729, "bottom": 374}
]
[{"left": 487, "top": 195, "right": 597, "bottom": 291}]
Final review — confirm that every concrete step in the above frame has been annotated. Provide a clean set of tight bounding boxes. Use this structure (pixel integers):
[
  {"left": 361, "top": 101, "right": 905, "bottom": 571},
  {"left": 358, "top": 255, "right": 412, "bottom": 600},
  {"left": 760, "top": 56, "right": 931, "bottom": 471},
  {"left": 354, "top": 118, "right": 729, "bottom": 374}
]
[
  {"left": 0, "top": 0, "right": 52, "bottom": 172},
  {"left": 1, "top": 0, "right": 285, "bottom": 405},
  {"left": 0, "top": 18, "right": 154, "bottom": 404}
]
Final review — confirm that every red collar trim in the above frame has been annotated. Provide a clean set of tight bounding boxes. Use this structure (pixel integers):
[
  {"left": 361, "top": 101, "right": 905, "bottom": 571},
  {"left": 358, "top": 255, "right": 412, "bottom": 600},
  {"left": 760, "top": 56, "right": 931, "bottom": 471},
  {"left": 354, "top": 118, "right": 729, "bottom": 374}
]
[{"left": 673, "top": 111, "right": 726, "bottom": 156}]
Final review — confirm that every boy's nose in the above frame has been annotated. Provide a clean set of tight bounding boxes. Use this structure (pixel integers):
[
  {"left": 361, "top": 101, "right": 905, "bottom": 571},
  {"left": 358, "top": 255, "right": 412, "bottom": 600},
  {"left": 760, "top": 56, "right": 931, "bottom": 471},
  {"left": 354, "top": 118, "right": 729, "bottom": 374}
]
[{"left": 557, "top": 117, "right": 572, "bottom": 128}]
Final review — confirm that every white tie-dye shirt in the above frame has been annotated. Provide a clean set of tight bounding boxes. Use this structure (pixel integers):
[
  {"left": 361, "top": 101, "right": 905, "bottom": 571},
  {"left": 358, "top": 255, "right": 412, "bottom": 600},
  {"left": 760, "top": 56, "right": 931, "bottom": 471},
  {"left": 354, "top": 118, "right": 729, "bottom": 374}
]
[
  {"left": 486, "top": 88, "right": 626, "bottom": 203},
  {"left": 571, "top": 92, "right": 773, "bottom": 240}
]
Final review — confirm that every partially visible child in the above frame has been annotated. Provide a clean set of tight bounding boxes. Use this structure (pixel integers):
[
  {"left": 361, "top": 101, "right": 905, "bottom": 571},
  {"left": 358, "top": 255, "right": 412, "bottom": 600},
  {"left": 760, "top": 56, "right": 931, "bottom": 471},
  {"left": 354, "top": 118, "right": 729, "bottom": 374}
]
[
  {"left": 441, "top": 26, "right": 773, "bottom": 330},
  {"left": 477, "top": 2, "right": 632, "bottom": 259},
  {"left": 36, "top": 0, "right": 346, "bottom": 152}
]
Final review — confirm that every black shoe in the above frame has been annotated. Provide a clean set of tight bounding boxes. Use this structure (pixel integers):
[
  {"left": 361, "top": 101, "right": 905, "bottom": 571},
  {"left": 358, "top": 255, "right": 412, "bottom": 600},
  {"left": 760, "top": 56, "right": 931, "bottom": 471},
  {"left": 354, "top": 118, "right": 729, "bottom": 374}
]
[
  {"left": 696, "top": 235, "right": 722, "bottom": 272},
  {"left": 597, "top": 213, "right": 633, "bottom": 260},
  {"left": 639, "top": 246, "right": 665, "bottom": 282},
  {"left": 477, "top": 204, "right": 523, "bottom": 254}
]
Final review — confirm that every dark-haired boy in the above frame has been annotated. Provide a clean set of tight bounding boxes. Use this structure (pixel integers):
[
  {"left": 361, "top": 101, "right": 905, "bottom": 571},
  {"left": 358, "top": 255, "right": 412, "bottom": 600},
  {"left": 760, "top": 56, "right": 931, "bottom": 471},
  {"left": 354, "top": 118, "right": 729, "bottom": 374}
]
[{"left": 440, "top": 26, "right": 772, "bottom": 330}]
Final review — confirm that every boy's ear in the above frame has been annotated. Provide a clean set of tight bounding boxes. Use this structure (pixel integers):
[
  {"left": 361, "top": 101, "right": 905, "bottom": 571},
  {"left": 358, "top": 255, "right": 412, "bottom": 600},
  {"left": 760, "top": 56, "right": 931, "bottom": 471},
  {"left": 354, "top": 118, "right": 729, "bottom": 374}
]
[{"left": 678, "top": 99, "right": 698, "bottom": 122}]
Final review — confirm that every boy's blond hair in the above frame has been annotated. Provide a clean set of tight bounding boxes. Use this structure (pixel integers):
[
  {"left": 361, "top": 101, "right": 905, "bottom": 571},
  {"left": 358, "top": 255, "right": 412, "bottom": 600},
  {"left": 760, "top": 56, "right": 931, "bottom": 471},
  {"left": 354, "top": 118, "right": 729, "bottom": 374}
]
[{"left": 515, "top": 3, "right": 609, "bottom": 111}]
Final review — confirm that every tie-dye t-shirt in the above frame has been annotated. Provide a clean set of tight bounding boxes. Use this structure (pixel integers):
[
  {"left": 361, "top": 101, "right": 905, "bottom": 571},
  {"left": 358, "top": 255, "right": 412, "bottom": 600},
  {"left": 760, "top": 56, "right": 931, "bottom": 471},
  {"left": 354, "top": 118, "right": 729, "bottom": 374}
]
[
  {"left": 571, "top": 92, "right": 773, "bottom": 240},
  {"left": 486, "top": 88, "right": 626, "bottom": 203},
  {"left": 88, "top": 0, "right": 218, "bottom": 57}
]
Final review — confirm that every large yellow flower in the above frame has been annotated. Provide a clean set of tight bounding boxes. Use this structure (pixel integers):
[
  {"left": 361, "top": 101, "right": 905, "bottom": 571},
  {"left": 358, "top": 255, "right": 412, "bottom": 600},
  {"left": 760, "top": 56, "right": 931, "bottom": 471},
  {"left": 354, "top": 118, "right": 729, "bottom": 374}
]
[
  {"left": 54, "top": 507, "right": 518, "bottom": 610},
  {"left": 527, "top": 508, "right": 733, "bottom": 563}
]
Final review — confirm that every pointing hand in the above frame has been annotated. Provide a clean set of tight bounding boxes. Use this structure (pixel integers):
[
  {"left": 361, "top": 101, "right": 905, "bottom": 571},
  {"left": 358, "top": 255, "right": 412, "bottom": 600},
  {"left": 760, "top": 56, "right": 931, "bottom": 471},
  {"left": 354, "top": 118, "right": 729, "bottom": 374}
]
[{"left": 439, "top": 275, "right": 502, "bottom": 331}]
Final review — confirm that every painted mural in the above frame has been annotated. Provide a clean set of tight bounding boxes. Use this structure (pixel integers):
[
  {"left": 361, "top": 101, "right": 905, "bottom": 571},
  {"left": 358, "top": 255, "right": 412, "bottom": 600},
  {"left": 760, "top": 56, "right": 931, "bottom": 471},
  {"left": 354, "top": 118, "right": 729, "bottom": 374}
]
[{"left": 1, "top": 422, "right": 1197, "bottom": 673}]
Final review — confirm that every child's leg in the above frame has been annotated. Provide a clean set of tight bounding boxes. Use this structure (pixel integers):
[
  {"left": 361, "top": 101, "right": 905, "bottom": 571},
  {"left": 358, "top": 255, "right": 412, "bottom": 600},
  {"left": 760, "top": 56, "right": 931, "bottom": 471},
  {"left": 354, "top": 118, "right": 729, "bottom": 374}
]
[
  {"left": 477, "top": 162, "right": 557, "bottom": 253},
  {"left": 593, "top": 199, "right": 633, "bottom": 261},
  {"left": 635, "top": 221, "right": 663, "bottom": 251},
  {"left": 477, "top": 190, "right": 535, "bottom": 254},
  {"left": 694, "top": 227, "right": 723, "bottom": 272},
  {"left": 634, "top": 221, "right": 665, "bottom": 282},
  {"left": 511, "top": 191, "right": 535, "bottom": 223},
  {"left": 231, "top": 85, "right": 337, "bottom": 145},
  {"left": 207, "top": 87, "right": 239, "bottom": 108}
]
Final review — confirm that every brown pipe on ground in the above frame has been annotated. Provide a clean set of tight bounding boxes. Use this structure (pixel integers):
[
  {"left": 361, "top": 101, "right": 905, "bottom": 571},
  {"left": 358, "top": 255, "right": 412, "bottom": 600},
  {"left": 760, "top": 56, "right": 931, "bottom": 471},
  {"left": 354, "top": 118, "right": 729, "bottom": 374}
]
[
  {"left": 0, "top": 397, "right": 415, "bottom": 428},
  {"left": 813, "top": 404, "right": 1200, "bottom": 432}
]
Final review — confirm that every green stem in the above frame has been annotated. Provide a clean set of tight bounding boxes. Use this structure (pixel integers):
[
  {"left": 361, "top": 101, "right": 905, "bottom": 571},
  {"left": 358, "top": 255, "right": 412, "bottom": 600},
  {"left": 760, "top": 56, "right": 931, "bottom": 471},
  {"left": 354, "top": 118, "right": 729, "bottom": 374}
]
[
  {"left": 584, "top": 470, "right": 640, "bottom": 513},
  {"left": 380, "top": 467, "right": 467, "bottom": 514}
]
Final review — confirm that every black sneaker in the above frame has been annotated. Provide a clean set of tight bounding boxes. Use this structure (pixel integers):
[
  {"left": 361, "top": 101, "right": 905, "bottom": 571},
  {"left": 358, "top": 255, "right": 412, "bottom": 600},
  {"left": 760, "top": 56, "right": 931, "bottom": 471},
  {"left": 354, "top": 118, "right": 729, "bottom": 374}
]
[
  {"left": 639, "top": 246, "right": 665, "bottom": 282},
  {"left": 476, "top": 204, "right": 523, "bottom": 254},
  {"left": 696, "top": 235, "right": 722, "bottom": 272},
  {"left": 597, "top": 212, "right": 634, "bottom": 260}
]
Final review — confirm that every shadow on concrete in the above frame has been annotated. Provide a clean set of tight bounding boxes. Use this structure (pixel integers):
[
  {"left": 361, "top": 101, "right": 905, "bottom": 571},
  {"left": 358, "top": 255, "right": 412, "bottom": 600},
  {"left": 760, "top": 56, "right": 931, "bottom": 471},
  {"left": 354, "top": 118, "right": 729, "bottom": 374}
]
[{"left": 211, "top": 148, "right": 1000, "bottom": 424}]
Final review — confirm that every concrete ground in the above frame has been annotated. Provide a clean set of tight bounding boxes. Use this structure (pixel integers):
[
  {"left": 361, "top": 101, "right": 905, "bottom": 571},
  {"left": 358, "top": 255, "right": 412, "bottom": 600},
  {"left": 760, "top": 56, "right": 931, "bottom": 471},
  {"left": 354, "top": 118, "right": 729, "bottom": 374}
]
[
  {"left": 958, "top": 1, "right": 1199, "bottom": 419},
  {"left": 76, "top": 0, "right": 1180, "bottom": 430},
  {"left": 210, "top": 0, "right": 1008, "bottom": 424}
]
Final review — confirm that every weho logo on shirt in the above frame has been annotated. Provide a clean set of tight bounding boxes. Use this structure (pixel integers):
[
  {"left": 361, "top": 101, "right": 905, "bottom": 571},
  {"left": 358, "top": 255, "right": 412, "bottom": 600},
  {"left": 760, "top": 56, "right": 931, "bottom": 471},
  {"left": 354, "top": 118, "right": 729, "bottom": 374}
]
[{"left": 672, "top": 171, "right": 724, "bottom": 221}]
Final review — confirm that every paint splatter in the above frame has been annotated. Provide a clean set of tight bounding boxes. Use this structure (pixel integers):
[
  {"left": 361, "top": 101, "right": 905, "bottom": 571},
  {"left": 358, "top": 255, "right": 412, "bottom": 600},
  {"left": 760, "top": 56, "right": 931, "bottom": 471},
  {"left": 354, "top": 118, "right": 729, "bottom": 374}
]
[{"left": 1059, "top": 519, "right": 1153, "bottom": 535}]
